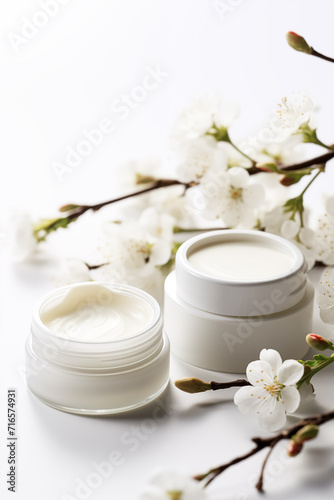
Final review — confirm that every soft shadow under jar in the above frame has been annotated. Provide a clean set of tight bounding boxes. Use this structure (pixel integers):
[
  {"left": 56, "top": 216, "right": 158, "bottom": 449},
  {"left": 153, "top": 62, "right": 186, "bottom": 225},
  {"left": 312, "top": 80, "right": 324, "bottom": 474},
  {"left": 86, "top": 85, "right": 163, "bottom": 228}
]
[
  {"left": 164, "top": 230, "right": 314, "bottom": 373},
  {"left": 26, "top": 283, "right": 170, "bottom": 415}
]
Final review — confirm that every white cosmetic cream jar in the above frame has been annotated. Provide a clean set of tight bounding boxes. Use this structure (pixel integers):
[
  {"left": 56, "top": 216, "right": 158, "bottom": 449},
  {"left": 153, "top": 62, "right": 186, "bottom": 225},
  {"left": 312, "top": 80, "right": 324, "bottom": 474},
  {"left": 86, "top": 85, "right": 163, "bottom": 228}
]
[
  {"left": 26, "top": 283, "right": 170, "bottom": 415},
  {"left": 164, "top": 230, "right": 314, "bottom": 373}
]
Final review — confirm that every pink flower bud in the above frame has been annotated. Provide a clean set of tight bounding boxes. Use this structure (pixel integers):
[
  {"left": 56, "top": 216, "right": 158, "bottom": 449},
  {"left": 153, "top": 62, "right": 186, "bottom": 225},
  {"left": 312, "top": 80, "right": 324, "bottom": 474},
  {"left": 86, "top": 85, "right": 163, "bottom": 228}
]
[
  {"left": 306, "top": 333, "right": 333, "bottom": 351},
  {"left": 286, "top": 32, "right": 312, "bottom": 54},
  {"left": 287, "top": 440, "right": 303, "bottom": 457}
]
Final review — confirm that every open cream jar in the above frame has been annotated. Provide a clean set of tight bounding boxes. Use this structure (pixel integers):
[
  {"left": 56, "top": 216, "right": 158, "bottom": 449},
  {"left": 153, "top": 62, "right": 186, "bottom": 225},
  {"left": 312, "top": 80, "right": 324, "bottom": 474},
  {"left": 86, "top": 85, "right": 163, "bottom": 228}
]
[
  {"left": 164, "top": 230, "right": 314, "bottom": 373},
  {"left": 26, "top": 283, "right": 170, "bottom": 415}
]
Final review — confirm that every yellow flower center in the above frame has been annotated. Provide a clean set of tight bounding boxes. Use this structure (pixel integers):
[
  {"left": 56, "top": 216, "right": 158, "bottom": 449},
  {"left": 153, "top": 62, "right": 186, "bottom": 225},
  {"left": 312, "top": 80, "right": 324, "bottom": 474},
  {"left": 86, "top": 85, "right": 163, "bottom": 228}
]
[
  {"left": 264, "top": 376, "right": 284, "bottom": 400},
  {"left": 230, "top": 186, "right": 243, "bottom": 200}
]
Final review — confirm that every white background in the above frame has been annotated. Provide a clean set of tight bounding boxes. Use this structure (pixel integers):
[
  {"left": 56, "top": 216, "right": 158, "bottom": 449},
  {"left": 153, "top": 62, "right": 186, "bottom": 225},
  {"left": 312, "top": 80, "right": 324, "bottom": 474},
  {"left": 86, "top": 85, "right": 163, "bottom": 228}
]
[{"left": 1, "top": 1, "right": 334, "bottom": 499}]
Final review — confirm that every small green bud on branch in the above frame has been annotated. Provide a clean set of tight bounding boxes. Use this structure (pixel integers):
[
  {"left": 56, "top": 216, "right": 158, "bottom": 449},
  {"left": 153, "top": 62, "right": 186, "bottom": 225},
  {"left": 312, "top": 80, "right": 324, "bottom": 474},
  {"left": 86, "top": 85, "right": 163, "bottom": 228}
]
[
  {"left": 174, "top": 378, "right": 250, "bottom": 394},
  {"left": 174, "top": 378, "right": 212, "bottom": 394},
  {"left": 287, "top": 31, "right": 334, "bottom": 64}
]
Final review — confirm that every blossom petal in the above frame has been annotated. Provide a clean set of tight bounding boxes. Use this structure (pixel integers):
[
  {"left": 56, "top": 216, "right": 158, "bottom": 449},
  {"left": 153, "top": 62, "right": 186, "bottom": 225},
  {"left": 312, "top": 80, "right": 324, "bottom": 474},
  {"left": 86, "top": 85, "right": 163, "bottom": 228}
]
[
  {"left": 281, "top": 219, "right": 300, "bottom": 239},
  {"left": 150, "top": 240, "right": 172, "bottom": 266},
  {"left": 319, "top": 307, "right": 334, "bottom": 324},
  {"left": 228, "top": 167, "right": 249, "bottom": 188},
  {"left": 280, "top": 386, "right": 300, "bottom": 413},
  {"left": 299, "top": 227, "right": 315, "bottom": 247},
  {"left": 246, "top": 360, "right": 273, "bottom": 386},
  {"left": 234, "top": 386, "right": 267, "bottom": 414},
  {"left": 257, "top": 406, "right": 287, "bottom": 431},
  {"left": 259, "top": 349, "right": 282, "bottom": 375},
  {"left": 243, "top": 184, "right": 265, "bottom": 208},
  {"left": 325, "top": 196, "right": 334, "bottom": 217},
  {"left": 278, "top": 359, "right": 304, "bottom": 385}
]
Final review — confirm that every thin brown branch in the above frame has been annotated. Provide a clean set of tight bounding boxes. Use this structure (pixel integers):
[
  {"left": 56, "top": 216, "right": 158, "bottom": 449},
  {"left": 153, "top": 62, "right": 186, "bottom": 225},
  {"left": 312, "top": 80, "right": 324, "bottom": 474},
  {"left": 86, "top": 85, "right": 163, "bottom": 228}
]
[
  {"left": 65, "top": 179, "right": 192, "bottom": 221},
  {"left": 255, "top": 437, "right": 280, "bottom": 493},
  {"left": 211, "top": 379, "right": 251, "bottom": 391},
  {"left": 248, "top": 151, "right": 334, "bottom": 175},
  {"left": 311, "top": 48, "right": 334, "bottom": 64}
]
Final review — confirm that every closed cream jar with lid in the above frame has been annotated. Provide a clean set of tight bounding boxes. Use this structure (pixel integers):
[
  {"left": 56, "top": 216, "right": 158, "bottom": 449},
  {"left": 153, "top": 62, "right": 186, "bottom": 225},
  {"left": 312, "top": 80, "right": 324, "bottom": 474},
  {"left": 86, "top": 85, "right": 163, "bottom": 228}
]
[
  {"left": 26, "top": 283, "right": 170, "bottom": 415},
  {"left": 164, "top": 230, "right": 314, "bottom": 373}
]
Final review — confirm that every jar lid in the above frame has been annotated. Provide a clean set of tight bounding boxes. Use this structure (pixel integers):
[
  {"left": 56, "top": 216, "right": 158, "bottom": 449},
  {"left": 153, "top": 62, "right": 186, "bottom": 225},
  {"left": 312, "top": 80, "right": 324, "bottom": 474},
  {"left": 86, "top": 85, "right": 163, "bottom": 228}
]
[{"left": 175, "top": 230, "right": 307, "bottom": 316}]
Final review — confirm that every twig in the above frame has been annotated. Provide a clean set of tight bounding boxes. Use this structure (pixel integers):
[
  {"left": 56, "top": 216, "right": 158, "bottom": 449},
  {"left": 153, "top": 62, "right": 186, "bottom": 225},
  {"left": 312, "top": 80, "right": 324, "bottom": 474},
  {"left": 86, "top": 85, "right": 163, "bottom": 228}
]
[
  {"left": 65, "top": 179, "right": 192, "bottom": 221},
  {"left": 255, "top": 438, "right": 280, "bottom": 493},
  {"left": 311, "top": 48, "right": 334, "bottom": 64},
  {"left": 210, "top": 380, "right": 251, "bottom": 390},
  {"left": 248, "top": 151, "right": 334, "bottom": 175}
]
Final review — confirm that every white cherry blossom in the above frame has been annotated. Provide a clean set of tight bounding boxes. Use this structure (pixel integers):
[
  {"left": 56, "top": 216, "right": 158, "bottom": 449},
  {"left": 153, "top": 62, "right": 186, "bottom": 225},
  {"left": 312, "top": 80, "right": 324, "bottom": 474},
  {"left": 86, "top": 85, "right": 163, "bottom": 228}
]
[
  {"left": 140, "top": 468, "right": 207, "bottom": 500},
  {"left": 170, "top": 92, "right": 239, "bottom": 148},
  {"left": 318, "top": 268, "right": 334, "bottom": 324},
  {"left": 269, "top": 92, "right": 313, "bottom": 141},
  {"left": 102, "top": 221, "right": 172, "bottom": 278},
  {"left": 139, "top": 207, "right": 175, "bottom": 242},
  {"left": 234, "top": 349, "right": 304, "bottom": 431},
  {"left": 200, "top": 166, "right": 265, "bottom": 227},
  {"left": 176, "top": 136, "right": 227, "bottom": 183}
]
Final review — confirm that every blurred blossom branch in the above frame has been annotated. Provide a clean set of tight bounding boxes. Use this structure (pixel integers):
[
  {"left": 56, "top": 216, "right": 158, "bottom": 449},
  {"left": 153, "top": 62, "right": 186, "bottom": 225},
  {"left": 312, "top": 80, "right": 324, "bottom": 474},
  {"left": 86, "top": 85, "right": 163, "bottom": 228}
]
[{"left": 194, "top": 410, "right": 334, "bottom": 492}]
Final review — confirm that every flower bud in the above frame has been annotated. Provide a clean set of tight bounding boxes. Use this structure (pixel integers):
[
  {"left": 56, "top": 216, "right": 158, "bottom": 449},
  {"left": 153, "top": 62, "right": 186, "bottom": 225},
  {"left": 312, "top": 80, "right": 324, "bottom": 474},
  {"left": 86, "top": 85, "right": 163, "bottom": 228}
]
[
  {"left": 295, "top": 424, "right": 319, "bottom": 442},
  {"left": 59, "top": 204, "right": 79, "bottom": 213},
  {"left": 174, "top": 378, "right": 212, "bottom": 394},
  {"left": 280, "top": 175, "right": 296, "bottom": 187},
  {"left": 286, "top": 32, "right": 312, "bottom": 54},
  {"left": 306, "top": 333, "right": 333, "bottom": 351},
  {"left": 287, "top": 440, "right": 303, "bottom": 457}
]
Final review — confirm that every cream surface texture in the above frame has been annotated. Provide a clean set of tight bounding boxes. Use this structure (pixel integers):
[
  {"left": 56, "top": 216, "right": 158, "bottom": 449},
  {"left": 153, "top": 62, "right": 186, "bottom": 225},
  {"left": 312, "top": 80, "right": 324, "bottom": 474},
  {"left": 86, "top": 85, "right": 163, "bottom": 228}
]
[
  {"left": 40, "top": 284, "right": 153, "bottom": 342},
  {"left": 188, "top": 240, "right": 294, "bottom": 281}
]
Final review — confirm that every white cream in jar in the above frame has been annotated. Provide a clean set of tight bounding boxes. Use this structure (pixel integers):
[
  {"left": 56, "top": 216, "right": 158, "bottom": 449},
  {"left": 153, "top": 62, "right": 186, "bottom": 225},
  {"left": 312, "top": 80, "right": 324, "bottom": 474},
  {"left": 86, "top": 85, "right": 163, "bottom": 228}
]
[
  {"left": 26, "top": 283, "right": 170, "bottom": 415},
  {"left": 164, "top": 230, "right": 314, "bottom": 373},
  {"left": 188, "top": 240, "right": 294, "bottom": 281}
]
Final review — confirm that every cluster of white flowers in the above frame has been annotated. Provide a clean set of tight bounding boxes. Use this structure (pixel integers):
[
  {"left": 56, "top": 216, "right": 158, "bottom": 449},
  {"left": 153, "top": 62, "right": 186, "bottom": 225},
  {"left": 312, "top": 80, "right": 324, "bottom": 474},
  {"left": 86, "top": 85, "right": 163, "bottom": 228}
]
[
  {"left": 7, "top": 90, "right": 334, "bottom": 306},
  {"left": 54, "top": 207, "right": 175, "bottom": 301}
]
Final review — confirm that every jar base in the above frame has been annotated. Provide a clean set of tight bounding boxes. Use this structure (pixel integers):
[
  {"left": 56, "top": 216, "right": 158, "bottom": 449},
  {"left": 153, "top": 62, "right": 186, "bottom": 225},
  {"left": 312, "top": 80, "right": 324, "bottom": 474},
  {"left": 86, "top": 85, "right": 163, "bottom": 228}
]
[{"left": 28, "top": 380, "right": 170, "bottom": 416}]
